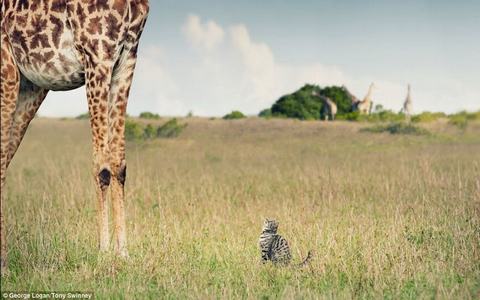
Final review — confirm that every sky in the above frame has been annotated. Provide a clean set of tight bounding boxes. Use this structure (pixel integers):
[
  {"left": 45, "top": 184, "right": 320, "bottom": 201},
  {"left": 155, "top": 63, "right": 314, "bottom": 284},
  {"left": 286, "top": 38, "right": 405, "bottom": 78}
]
[{"left": 39, "top": 0, "right": 480, "bottom": 117}]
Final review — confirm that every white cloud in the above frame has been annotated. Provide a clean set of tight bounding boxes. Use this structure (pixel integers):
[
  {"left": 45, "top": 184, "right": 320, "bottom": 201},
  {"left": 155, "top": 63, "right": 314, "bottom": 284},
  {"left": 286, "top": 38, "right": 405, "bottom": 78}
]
[
  {"left": 230, "top": 25, "right": 276, "bottom": 102},
  {"left": 182, "top": 14, "right": 225, "bottom": 51},
  {"left": 226, "top": 22, "right": 354, "bottom": 113},
  {"left": 129, "top": 45, "right": 186, "bottom": 115}
]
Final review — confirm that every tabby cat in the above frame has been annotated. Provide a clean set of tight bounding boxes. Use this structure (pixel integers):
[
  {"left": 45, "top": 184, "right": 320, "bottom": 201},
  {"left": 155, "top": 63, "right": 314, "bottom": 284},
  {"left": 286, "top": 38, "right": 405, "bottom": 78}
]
[{"left": 259, "top": 219, "right": 312, "bottom": 266}]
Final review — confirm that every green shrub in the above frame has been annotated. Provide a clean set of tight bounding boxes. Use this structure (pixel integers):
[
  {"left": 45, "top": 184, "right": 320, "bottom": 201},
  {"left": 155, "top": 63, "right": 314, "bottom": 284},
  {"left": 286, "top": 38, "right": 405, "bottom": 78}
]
[
  {"left": 337, "top": 110, "right": 404, "bottom": 123},
  {"left": 125, "top": 119, "right": 187, "bottom": 141},
  {"left": 258, "top": 108, "right": 272, "bottom": 118},
  {"left": 76, "top": 112, "right": 90, "bottom": 120},
  {"left": 448, "top": 111, "right": 480, "bottom": 129},
  {"left": 412, "top": 112, "right": 446, "bottom": 123},
  {"left": 125, "top": 119, "right": 145, "bottom": 141},
  {"left": 139, "top": 112, "right": 161, "bottom": 120},
  {"left": 270, "top": 84, "right": 322, "bottom": 120},
  {"left": 264, "top": 84, "right": 370, "bottom": 120},
  {"left": 449, "top": 115, "right": 468, "bottom": 129},
  {"left": 374, "top": 104, "right": 385, "bottom": 113},
  {"left": 157, "top": 118, "right": 188, "bottom": 138},
  {"left": 471, "top": 111, "right": 480, "bottom": 120},
  {"left": 223, "top": 111, "right": 246, "bottom": 120},
  {"left": 143, "top": 124, "right": 157, "bottom": 140},
  {"left": 369, "top": 110, "right": 405, "bottom": 122},
  {"left": 336, "top": 111, "right": 362, "bottom": 121},
  {"left": 362, "top": 122, "right": 430, "bottom": 135}
]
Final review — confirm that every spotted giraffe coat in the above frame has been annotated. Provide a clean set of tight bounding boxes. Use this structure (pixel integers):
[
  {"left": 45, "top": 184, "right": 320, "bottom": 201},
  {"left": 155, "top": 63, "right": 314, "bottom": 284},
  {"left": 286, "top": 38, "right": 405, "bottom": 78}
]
[{"left": 1, "top": 0, "right": 149, "bottom": 271}]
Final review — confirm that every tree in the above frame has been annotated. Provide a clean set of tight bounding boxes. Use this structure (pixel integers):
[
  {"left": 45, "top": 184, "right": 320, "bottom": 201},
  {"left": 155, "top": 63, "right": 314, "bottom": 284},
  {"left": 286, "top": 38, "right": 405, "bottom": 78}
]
[
  {"left": 223, "top": 111, "right": 246, "bottom": 120},
  {"left": 139, "top": 111, "right": 161, "bottom": 119},
  {"left": 266, "top": 84, "right": 354, "bottom": 120}
]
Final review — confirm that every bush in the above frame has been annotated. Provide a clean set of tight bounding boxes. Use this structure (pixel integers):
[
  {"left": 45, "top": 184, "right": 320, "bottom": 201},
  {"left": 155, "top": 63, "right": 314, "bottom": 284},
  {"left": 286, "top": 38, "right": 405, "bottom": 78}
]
[
  {"left": 471, "top": 111, "right": 480, "bottom": 120},
  {"left": 76, "top": 112, "right": 90, "bottom": 120},
  {"left": 448, "top": 111, "right": 480, "bottom": 129},
  {"left": 270, "top": 84, "right": 321, "bottom": 120},
  {"left": 412, "top": 112, "right": 446, "bottom": 123},
  {"left": 265, "top": 84, "right": 363, "bottom": 120},
  {"left": 125, "top": 119, "right": 145, "bottom": 141},
  {"left": 139, "top": 112, "right": 161, "bottom": 120},
  {"left": 223, "top": 111, "right": 246, "bottom": 120},
  {"left": 374, "top": 104, "right": 385, "bottom": 113},
  {"left": 258, "top": 108, "right": 272, "bottom": 118},
  {"left": 157, "top": 118, "right": 188, "bottom": 138},
  {"left": 337, "top": 110, "right": 404, "bottom": 123},
  {"left": 449, "top": 114, "right": 468, "bottom": 130},
  {"left": 336, "top": 111, "right": 362, "bottom": 121},
  {"left": 125, "top": 118, "right": 187, "bottom": 141},
  {"left": 369, "top": 110, "right": 405, "bottom": 122},
  {"left": 143, "top": 124, "right": 157, "bottom": 139},
  {"left": 362, "top": 122, "right": 430, "bottom": 135}
]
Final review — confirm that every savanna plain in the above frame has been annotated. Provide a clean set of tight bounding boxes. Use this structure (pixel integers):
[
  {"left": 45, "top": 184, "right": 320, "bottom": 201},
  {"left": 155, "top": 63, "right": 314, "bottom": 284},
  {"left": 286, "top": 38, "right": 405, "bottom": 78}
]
[{"left": 1, "top": 117, "right": 479, "bottom": 299}]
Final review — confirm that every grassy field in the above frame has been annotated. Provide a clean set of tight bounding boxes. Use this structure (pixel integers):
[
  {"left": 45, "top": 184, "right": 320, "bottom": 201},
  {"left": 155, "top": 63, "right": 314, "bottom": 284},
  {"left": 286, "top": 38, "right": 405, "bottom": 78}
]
[{"left": 2, "top": 118, "right": 479, "bottom": 299}]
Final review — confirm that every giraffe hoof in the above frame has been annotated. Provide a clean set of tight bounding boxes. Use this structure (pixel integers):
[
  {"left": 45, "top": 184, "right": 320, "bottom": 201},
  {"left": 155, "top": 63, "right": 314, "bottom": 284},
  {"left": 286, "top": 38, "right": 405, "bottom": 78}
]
[
  {"left": 98, "top": 168, "right": 111, "bottom": 189},
  {"left": 117, "top": 165, "right": 126, "bottom": 186}
]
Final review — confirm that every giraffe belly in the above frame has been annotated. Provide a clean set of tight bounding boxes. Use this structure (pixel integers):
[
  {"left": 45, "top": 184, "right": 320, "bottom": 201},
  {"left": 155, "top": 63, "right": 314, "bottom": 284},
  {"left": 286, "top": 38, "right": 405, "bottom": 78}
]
[
  {"left": 14, "top": 34, "right": 86, "bottom": 91},
  {"left": 8, "top": 14, "right": 85, "bottom": 91},
  {"left": 18, "top": 59, "right": 85, "bottom": 91}
]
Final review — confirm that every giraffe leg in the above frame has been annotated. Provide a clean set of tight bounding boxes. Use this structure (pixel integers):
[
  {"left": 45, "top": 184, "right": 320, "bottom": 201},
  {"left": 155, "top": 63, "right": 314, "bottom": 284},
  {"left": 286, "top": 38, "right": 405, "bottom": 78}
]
[
  {"left": 108, "top": 50, "right": 139, "bottom": 258},
  {"left": 0, "top": 78, "right": 46, "bottom": 274},
  {"left": 6, "top": 76, "right": 48, "bottom": 168},
  {"left": 85, "top": 61, "right": 113, "bottom": 253},
  {"left": 1, "top": 31, "right": 20, "bottom": 274}
]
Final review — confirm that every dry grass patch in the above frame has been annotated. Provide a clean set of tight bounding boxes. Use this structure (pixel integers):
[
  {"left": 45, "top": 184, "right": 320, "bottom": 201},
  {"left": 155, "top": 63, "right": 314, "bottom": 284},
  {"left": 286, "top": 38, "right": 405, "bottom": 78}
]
[{"left": 2, "top": 118, "right": 479, "bottom": 298}]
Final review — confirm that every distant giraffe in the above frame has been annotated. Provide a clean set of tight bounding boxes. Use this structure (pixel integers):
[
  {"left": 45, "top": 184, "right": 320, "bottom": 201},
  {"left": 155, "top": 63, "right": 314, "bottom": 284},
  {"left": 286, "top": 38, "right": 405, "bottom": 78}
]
[
  {"left": 312, "top": 91, "right": 337, "bottom": 121},
  {"left": 401, "top": 84, "right": 413, "bottom": 121},
  {"left": 355, "top": 83, "right": 375, "bottom": 115},
  {"left": 1, "top": 0, "right": 149, "bottom": 272}
]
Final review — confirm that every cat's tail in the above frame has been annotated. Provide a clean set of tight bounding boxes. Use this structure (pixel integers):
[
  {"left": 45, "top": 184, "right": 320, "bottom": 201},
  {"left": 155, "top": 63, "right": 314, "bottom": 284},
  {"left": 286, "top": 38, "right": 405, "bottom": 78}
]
[{"left": 297, "top": 250, "right": 313, "bottom": 267}]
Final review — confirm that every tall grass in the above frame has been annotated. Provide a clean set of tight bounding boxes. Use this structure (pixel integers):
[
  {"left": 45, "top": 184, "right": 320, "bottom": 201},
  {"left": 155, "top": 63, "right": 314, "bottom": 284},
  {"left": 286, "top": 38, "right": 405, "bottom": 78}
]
[{"left": 2, "top": 118, "right": 480, "bottom": 299}]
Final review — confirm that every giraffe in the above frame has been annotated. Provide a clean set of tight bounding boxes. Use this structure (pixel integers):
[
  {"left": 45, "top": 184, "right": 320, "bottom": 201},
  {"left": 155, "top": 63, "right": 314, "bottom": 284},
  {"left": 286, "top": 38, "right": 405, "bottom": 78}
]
[
  {"left": 1, "top": 0, "right": 149, "bottom": 272},
  {"left": 402, "top": 84, "right": 413, "bottom": 121},
  {"left": 355, "top": 83, "right": 375, "bottom": 115},
  {"left": 312, "top": 91, "right": 337, "bottom": 121}
]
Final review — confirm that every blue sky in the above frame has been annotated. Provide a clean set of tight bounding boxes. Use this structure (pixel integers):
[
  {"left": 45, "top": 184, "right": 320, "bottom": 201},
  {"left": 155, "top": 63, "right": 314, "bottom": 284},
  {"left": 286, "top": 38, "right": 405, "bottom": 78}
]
[{"left": 40, "top": 0, "right": 480, "bottom": 116}]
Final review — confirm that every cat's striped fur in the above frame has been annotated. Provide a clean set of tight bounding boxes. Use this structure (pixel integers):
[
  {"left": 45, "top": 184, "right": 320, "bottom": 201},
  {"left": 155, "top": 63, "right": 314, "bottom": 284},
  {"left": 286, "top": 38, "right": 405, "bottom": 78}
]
[{"left": 259, "top": 219, "right": 312, "bottom": 266}]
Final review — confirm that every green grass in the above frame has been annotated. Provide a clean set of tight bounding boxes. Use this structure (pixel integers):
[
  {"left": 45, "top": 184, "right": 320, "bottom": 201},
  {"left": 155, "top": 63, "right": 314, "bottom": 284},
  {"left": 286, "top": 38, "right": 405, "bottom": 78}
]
[
  {"left": 125, "top": 118, "right": 187, "bottom": 141},
  {"left": 2, "top": 118, "right": 480, "bottom": 299},
  {"left": 411, "top": 112, "right": 446, "bottom": 123},
  {"left": 362, "top": 122, "right": 430, "bottom": 135}
]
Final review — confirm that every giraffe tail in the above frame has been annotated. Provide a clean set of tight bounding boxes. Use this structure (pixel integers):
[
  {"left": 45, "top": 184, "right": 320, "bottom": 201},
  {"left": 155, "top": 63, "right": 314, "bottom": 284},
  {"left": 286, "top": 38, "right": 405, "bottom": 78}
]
[{"left": 297, "top": 250, "right": 313, "bottom": 267}]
